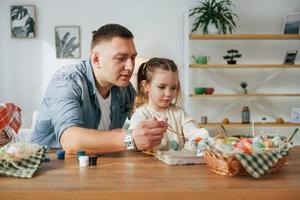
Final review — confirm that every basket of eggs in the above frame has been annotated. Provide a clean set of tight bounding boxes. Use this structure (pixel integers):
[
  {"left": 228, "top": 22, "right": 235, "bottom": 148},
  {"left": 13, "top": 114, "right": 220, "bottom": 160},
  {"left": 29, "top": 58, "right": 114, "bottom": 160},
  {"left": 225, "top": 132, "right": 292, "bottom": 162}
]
[
  {"left": 0, "top": 103, "right": 22, "bottom": 147},
  {"left": 0, "top": 130, "right": 12, "bottom": 147},
  {"left": 202, "top": 127, "right": 298, "bottom": 178}
]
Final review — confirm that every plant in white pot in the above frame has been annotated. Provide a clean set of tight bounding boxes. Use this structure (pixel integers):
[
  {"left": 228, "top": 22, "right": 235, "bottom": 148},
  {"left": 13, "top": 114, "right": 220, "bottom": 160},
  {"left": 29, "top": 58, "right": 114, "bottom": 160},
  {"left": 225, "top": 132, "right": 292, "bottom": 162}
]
[{"left": 189, "top": 0, "right": 238, "bottom": 34}]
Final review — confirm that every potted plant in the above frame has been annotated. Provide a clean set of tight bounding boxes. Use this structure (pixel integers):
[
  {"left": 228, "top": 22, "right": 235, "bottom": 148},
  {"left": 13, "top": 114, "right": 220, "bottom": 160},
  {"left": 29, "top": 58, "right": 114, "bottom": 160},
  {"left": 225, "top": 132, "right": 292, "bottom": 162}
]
[
  {"left": 189, "top": 0, "right": 238, "bottom": 34},
  {"left": 223, "top": 49, "right": 242, "bottom": 64},
  {"left": 240, "top": 81, "right": 248, "bottom": 94}
]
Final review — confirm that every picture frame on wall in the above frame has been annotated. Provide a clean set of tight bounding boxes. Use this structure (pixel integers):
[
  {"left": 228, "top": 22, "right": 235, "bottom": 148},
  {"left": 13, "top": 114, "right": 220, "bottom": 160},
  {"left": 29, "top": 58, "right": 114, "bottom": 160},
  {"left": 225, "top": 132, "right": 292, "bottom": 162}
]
[
  {"left": 55, "top": 26, "right": 81, "bottom": 59},
  {"left": 291, "top": 108, "right": 300, "bottom": 123},
  {"left": 283, "top": 13, "right": 300, "bottom": 34},
  {"left": 283, "top": 50, "right": 298, "bottom": 64},
  {"left": 10, "top": 5, "right": 36, "bottom": 38}
]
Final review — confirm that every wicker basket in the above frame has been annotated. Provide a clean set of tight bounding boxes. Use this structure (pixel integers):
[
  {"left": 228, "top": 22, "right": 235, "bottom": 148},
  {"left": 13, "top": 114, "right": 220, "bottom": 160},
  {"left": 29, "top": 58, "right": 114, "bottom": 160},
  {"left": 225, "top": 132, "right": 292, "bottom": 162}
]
[
  {"left": 203, "top": 148, "right": 289, "bottom": 176},
  {"left": 0, "top": 130, "right": 12, "bottom": 147}
]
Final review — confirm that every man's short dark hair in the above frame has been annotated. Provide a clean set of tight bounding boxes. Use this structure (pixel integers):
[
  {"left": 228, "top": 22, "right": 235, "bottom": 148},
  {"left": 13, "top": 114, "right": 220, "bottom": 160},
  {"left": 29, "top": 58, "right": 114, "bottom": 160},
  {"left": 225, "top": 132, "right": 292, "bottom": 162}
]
[{"left": 91, "top": 24, "right": 134, "bottom": 50}]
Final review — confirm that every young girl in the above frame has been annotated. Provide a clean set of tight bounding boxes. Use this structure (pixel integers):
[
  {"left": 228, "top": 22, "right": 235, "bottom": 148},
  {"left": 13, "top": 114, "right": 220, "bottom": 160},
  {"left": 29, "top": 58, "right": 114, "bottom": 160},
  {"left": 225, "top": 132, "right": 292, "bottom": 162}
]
[{"left": 129, "top": 57, "right": 209, "bottom": 152}]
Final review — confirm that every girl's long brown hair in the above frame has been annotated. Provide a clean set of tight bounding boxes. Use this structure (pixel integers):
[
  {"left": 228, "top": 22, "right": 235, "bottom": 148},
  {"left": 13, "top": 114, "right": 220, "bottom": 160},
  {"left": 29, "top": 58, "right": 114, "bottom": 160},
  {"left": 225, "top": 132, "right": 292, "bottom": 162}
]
[{"left": 134, "top": 57, "right": 182, "bottom": 111}]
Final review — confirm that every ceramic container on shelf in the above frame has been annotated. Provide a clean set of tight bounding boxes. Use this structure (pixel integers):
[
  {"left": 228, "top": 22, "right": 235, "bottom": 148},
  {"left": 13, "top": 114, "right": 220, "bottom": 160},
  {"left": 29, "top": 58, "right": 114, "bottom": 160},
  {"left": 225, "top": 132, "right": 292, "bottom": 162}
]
[
  {"left": 207, "top": 23, "right": 220, "bottom": 34},
  {"left": 194, "top": 87, "right": 205, "bottom": 94},
  {"left": 192, "top": 55, "right": 211, "bottom": 64},
  {"left": 204, "top": 87, "right": 215, "bottom": 95}
]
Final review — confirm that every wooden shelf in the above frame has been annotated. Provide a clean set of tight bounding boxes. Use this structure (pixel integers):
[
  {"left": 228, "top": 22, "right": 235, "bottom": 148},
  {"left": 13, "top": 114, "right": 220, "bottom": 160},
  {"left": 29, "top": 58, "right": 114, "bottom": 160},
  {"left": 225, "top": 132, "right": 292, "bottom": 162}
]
[
  {"left": 190, "top": 64, "right": 300, "bottom": 69},
  {"left": 189, "top": 34, "right": 300, "bottom": 40},
  {"left": 185, "top": 30, "right": 300, "bottom": 123},
  {"left": 190, "top": 93, "right": 300, "bottom": 97},
  {"left": 198, "top": 122, "right": 300, "bottom": 128}
]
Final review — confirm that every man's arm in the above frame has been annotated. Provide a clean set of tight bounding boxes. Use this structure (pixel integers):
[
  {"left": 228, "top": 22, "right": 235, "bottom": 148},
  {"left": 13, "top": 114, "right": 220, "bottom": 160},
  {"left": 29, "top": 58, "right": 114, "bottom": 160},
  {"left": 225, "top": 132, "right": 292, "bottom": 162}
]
[
  {"left": 60, "top": 120, "right": 167, "bottom": 154},
  {"left": 60, "top": 127, "right": 126, "bottom": 154}
]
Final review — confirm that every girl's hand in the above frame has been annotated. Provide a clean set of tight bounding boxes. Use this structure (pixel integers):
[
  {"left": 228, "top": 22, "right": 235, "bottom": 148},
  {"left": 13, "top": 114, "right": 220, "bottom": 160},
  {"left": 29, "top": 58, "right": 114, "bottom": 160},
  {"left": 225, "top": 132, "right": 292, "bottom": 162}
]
[{"left": 131, "top": 118, "right": 167, "bottom": 150}]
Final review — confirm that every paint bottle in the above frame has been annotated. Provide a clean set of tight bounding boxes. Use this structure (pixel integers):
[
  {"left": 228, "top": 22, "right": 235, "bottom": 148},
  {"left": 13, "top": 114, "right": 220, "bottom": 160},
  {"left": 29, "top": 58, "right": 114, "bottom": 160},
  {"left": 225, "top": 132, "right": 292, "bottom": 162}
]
[
  {"left": 79, "top": 156, "right": 89, "bottom": 167},
  {"left": 56, "top": 150, "right": 65, "bottom": 160}
]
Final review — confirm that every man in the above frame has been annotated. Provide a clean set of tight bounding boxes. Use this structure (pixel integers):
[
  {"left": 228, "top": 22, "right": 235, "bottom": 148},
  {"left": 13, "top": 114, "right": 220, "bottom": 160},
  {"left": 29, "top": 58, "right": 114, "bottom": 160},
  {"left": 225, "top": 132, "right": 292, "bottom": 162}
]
[{"left": 31, "top": 24, "right": 167, "bottom": 154}]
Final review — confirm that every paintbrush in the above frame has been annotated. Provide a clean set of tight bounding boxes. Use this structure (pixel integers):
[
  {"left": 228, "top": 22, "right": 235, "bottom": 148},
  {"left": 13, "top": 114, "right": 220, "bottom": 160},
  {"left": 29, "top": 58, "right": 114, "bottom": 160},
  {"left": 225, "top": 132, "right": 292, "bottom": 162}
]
[
  {"left": 220, "top": 125, "right": 228, "bottom": 137},
  {"left": 167, "top": 126, "right": 186, "bottom": 139},
  {"left": 288, "top": 128, "right": 299, "bottom": 142}
]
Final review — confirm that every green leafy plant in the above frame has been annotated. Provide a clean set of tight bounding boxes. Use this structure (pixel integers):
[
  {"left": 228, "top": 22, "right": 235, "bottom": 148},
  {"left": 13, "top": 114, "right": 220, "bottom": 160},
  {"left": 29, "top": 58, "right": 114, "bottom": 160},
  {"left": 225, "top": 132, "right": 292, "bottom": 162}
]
[
  {"left": 189, "top": 0, "right": 238, "bottom": 34},
  {"left": 55, "top": 31, "right": 80, "bottom": 58},
  {"left": 240, "top": 81, "right": 248, "bottom": 94},
  {"left": 11, "top": 6, "right": 28, "bottom": 20},
  {"left": 223, "top": 49, "right": 242, "bottom": 64}
]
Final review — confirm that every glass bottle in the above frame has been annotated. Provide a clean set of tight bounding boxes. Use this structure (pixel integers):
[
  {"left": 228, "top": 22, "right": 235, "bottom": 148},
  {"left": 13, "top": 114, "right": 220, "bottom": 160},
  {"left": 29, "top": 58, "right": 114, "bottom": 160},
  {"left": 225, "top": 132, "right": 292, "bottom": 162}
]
[{"left": 242, "top": 106, "right": 250, "bottom": 124}]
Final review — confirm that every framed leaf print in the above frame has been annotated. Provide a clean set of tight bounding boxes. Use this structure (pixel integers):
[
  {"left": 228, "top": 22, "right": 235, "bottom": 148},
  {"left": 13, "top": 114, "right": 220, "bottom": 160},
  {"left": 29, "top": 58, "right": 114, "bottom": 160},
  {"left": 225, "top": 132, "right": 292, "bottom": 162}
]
[
  {"left": 10, "top": 5, "right": 36, "bottom": 38},
  {"left": 55, "top": 26, "right": 81, "bottom": 59}
]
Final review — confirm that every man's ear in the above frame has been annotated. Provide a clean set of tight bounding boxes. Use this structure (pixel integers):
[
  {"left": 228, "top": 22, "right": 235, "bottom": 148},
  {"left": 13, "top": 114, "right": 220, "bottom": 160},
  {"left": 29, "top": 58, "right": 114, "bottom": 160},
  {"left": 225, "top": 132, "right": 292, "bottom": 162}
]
[
  {"left": 141, "top": 80, "right": 150, "bottom": 92},
  {"left": 91, "top": 50, "right": 101, "bottom": 68}
]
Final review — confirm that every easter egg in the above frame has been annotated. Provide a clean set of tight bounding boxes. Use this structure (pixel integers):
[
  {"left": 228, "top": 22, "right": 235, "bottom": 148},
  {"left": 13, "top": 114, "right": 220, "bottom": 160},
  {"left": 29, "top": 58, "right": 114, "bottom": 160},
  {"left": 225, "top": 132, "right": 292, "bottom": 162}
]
[{"left": 263, "top": 140, "right": 273, "bottom": 149}]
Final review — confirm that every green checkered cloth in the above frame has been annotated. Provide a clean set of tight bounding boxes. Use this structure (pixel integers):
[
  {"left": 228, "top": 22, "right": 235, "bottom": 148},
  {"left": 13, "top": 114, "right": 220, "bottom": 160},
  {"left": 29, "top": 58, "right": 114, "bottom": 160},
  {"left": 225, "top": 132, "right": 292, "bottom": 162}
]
[
  {"left": 204, "top": 140, "right": 291, "bottom": 178},
  {"left": 204, "top": 140, "right": 234, "bottom": 159},
  {"left": 0, "top": 146, "right": 47, "bottom": 178},
  {"left": 235, "top": 144, "right": 290, "bottom": 178}
]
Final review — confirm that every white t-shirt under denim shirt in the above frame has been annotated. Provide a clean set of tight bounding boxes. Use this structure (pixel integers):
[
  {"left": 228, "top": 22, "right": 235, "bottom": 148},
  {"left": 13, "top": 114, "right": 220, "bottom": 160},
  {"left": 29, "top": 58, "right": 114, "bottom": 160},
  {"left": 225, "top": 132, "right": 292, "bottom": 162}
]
[
  {"left": 96, "top": 90, "right": 111, "bottom": 130},
  {"left": 129, "top": 104, "right": 209, "bottom": 151},
  {"left": 31, "top": 59, "right": 136, "bottom": 148}
]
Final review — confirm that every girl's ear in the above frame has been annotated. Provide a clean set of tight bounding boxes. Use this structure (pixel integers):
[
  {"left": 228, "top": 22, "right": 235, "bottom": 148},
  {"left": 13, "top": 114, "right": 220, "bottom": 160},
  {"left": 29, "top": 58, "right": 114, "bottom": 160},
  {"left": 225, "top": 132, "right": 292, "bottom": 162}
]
[{"left": 141, "top": 80, "right": 150, "bottom": 92}]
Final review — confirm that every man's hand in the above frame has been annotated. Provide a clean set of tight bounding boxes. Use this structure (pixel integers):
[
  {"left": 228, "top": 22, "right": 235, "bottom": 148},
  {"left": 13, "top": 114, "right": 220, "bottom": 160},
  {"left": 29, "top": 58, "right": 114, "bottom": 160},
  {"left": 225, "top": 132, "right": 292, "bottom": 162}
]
[{"left": 131, "top": 118, "right": 168, "bottom": 150}]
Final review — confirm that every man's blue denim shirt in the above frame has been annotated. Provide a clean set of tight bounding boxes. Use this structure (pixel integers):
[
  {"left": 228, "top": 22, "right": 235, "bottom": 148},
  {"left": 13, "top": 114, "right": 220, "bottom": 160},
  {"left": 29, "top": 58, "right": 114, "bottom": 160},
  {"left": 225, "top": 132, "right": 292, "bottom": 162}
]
[{"left": 31, "top": 59, "right": 136, "bottom": 148}]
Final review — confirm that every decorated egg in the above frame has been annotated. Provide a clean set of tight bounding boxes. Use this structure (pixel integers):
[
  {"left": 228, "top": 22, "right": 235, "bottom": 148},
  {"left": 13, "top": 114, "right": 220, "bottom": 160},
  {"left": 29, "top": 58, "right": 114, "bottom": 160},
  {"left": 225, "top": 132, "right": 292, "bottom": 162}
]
[{"left": 263, "top": 140, "right": 273, "bottom": 149}]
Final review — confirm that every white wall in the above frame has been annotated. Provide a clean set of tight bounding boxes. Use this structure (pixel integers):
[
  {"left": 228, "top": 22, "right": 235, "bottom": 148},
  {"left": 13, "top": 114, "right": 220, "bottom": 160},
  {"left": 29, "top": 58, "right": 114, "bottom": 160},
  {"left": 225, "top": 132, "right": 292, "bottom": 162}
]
[
  {"left": 0, "top": 0, "right": 195, "bottom": 127},
  {"left": 0, "top": 0, "right": 300, "bottom": 143}
]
